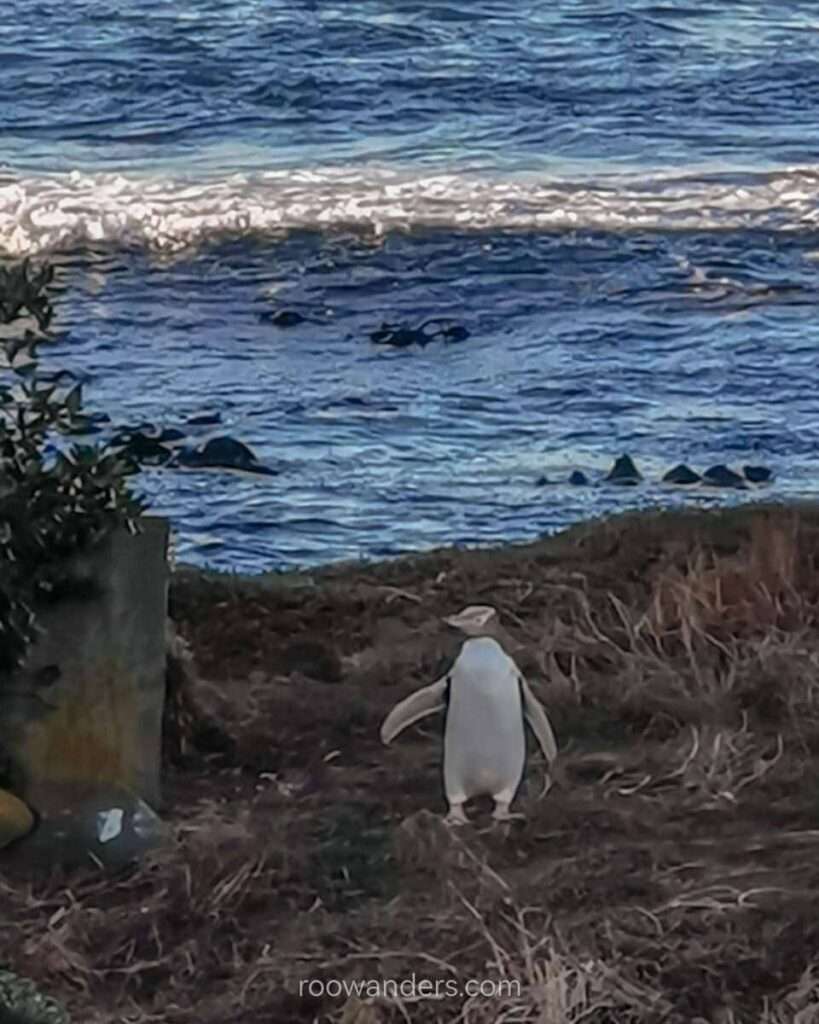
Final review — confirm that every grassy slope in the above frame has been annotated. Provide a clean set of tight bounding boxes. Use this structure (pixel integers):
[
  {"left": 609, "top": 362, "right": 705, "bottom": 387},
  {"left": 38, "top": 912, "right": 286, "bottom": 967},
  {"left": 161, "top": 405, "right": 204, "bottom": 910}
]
[{"left": 3, "top": 500, "right": 819, "bottom": 1022}]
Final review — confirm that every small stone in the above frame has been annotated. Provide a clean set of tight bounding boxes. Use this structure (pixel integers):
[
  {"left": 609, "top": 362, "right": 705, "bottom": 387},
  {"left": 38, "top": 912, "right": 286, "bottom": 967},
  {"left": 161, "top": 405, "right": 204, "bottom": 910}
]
[
  {"left": 569, "top": 470, "right": 589, "bottom": 486},
  {"left": 663, "top": 463, "right": 701, "bottom": 485},
  {"left": 0, "top": 789, "right": 34, "bottom": 849},
  {"left": 743, "top": 464, "right": 773, "bottom": 484},
  {"left": 605, "top": 454, "right": 642, "bottom": 485},
  {"left": 703, "top": 464, "right": 747, "bottom": 489},
  {"left": 535, "top": 475, "right": 551, "bottom": 487}
]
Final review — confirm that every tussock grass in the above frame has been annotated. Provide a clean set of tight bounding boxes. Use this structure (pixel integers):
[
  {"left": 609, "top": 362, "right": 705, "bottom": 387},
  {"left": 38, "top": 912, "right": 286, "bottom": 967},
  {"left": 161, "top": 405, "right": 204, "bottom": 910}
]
[{"left": 5, "top": 502, "right": 819, "bottom": 1022}]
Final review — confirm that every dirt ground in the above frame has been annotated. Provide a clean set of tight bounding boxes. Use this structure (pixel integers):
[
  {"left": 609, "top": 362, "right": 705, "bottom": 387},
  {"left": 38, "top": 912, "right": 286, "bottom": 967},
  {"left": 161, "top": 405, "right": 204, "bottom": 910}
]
[{"left": 4, "top": 501, "right": 819, "bottom": 1023}]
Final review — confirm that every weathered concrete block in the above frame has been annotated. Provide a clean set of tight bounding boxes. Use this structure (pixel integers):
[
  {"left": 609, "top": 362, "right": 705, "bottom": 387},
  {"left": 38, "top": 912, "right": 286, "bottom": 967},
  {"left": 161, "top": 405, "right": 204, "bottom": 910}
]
[{"left": 0, "top": 517, "right": 169, "bottom": 807}]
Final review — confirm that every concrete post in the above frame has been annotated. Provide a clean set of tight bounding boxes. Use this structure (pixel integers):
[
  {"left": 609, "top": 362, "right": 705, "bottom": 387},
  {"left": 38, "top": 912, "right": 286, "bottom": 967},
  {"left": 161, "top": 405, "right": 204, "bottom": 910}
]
[{"left": 0, "top": 516, "right": 169, "bottom": 807}]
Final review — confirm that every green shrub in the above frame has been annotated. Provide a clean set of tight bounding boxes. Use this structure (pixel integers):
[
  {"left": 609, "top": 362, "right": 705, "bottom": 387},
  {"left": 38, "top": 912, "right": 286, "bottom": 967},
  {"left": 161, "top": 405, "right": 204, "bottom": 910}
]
[{"left": 0, "top": 259, "right": 144, "bottom": 673}]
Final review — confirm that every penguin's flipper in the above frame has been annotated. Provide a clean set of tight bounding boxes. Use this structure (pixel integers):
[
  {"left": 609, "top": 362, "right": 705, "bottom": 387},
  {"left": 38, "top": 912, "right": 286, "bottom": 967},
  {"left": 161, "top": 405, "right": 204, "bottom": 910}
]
[
  {"left": 520, "top": 677, "right": 558, "bottom": 763},
  {"left": 380, "top": 677, "right": 449, "bottom": 744}
]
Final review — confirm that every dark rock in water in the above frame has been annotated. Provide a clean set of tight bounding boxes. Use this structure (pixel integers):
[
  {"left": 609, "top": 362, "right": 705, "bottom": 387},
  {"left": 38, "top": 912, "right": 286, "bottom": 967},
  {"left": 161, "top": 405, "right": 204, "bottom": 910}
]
[
  {"left": 370, "top": 319, "right": 470, "bottom": 348},
  {"left": 7, "top": 781, "right": 167, "bottom": 871},
  {"left": 535, "top": 475, "right": 551, "bottom": 487},
  {"left": 109, "top": 428, "right": 134, "bottom": 446},
  {"left": 109, "top": 429, "right": 173, "bottom": 465},
  {"left": 370, "top": 322, "right": 426, "bottom": 347},
  {"left": 62, "top": 414, "right": 104, "bottom": 436},
  {"left": 110, "top": 424, "right": 185, "bottom": 458},
  {"left": 158, "top": 426, "right": 186, "bottom": 443},
  {"left": 420, "top": 319, "right": 470, "bottom": 343},
  {"left": 743, "top": 464, "right": 773, "bottom": 484},
  {"left": 186, "top": 411, "right": 222, "bottom": 427},
  {"left": 605, "top": 454, "right": 642, "bottom": 485},
  {"left": 260, "top": 309, "right": 306, "bottom": 327},
  {"left": 663, "top": 463, "right": 701, "bottom": 485},
  {"left": 65, "top": 409, "right": 111, "bottom": 436},
  {"left": 569, "top": 470, "right": 589, "bottom": 486},
  {"left": 174, "top": 435, "right": 279, "bottom": 476},
  {"left": 127, "top": 439, "right": 172, "bottom": 465},
  {"left": 703, "top": 464, "right": 747, "bottom": 489},
  {"left": 200, "top": 436, "right": 255, "bottom": 465}
]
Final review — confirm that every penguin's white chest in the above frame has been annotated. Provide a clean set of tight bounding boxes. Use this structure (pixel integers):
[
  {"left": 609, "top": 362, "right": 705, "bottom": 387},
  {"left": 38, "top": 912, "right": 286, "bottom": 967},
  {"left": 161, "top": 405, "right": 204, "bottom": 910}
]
[{"left": 443, "top": 638, "right": 526, "bottom": 800}]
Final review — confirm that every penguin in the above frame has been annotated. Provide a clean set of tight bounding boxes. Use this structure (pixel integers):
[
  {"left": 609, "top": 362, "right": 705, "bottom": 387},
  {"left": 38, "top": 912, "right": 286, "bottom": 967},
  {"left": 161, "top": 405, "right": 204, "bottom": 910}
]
[{"left": 380, "top": 605, "right": 558, "bottom": 825}]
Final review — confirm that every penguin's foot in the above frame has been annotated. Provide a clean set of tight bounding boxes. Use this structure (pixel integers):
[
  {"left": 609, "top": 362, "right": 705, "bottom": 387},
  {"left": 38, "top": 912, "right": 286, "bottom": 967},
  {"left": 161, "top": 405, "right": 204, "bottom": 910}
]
[
  {"left": 491, "top": 800, "right": 525, "bottom": 823},
  {"left": 444, "top": 803, "right": 469, "bottom": 826}
]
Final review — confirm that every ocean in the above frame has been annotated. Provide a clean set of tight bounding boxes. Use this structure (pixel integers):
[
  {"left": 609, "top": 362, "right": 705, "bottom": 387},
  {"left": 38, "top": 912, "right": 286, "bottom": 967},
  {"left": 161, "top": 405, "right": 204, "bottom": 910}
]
[{"left": 3, "top": 0, "right": 819, "bottom": 571}]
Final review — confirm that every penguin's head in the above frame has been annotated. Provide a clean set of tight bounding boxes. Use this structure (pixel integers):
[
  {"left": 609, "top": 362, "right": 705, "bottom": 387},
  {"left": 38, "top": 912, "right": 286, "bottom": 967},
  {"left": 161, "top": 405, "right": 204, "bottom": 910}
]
[{"left": 443, "top": 604, "right": 498, "bottom": 636}]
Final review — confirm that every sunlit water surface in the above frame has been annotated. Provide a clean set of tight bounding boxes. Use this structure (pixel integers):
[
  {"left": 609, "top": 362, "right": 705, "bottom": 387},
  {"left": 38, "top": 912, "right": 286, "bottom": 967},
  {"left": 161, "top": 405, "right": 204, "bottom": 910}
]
[{"left": 3, "top": 1, "right": 819, "bottom": 569}]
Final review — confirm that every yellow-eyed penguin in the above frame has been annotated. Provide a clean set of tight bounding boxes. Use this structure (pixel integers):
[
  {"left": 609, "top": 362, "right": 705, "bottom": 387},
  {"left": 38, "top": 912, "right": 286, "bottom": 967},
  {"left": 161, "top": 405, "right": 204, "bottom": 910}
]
[{"left": 380, "top": 605, "right": 558, "bottom": 825}]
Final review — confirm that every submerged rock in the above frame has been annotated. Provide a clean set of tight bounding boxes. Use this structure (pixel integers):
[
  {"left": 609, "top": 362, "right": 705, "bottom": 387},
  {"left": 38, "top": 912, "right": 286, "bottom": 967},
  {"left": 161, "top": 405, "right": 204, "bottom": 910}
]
[
  {"left": 535, "top": 475, "right": 551, "bottom": 487},
  {"left": 174, "top": 436, "right": 278, "bottom": 476},
  {"left": 8, "top": 781, "right": 167, "bottom": 871},
  {"left": 186, "top": 411, "right": 222, "bottom": 427},
  {"left": 370, "top": 322, "right": 425, "bottom": 347},
  {"left": 67, "top": 418, "right": 104, "bottom": 436},
  {"left": 743, "top": 464, "right": 773, "bottom": 484},
  {"left": 109, "top": 426, "right": 185, "bottom": 465},
  {"left": 114, "top": 433, "right": 172, "bottom": 465},
  {"left": 157, "top": 427, "right": 186, "bottom": 443},
  {"left": 703, "top": 464, "right": 747, "bottom": 489},
  {"left": 0, "top": 789, "right": 34, "bottom": 849},
  {"left": 260, "top": 309, "right": 307, "bottom": 327},
  {"left": 427, "top": 321, "right": 470, "bottom": 343},
  {"left": 605, "top": 454, "right": 642, "bottom": 485},
  {"left": 370, "top": 319, "right": 469, "bottom": 347},
  {"left": 62, "top": 410, "right": 110, "bottom": 436},
  {"left": 568, "top": 470, "right": 589, "bottom": 486},
  {"left": 663, "top": 463, "right": 701, "bottom": 485}
]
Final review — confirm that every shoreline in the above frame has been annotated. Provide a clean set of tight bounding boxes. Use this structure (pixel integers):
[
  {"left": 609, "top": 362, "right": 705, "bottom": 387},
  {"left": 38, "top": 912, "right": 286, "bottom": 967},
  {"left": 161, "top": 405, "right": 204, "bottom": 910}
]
[{"left": 171, "top": 496, "right": 817, "bottom": 588}]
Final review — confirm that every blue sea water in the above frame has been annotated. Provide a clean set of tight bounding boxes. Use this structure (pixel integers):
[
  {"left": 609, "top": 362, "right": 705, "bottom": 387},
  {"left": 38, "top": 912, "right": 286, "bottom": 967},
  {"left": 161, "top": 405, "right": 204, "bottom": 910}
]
[{"left": 2, "top": 1, "right": 819, "bottom": 570}]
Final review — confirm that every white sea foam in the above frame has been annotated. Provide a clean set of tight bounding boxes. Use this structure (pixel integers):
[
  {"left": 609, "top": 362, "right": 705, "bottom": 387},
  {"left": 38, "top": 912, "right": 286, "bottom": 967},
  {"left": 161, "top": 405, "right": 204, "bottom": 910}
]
[{"left": 1, "top": 164, "right": 819, "bottom": 257}]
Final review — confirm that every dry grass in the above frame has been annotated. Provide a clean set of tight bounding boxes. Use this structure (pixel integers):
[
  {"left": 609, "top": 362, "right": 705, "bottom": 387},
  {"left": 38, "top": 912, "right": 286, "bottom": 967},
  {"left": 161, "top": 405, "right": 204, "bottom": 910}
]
[{"left": 4, "top": 502, "right": 819, "bottom": 1022}]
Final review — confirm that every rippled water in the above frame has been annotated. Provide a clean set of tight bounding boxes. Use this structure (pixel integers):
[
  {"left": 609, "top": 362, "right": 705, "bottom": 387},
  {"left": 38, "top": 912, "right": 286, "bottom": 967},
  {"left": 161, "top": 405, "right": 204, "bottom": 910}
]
[{"left": 3, "top": 2, "right": 819, "bottom": 570}]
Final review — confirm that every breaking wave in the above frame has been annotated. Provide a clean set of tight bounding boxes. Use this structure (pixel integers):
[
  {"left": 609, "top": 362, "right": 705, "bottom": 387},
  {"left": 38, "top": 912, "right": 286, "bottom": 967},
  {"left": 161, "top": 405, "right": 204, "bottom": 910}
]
[{"left": 3, "top": 163, "right": 819, "bottom": 257}]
